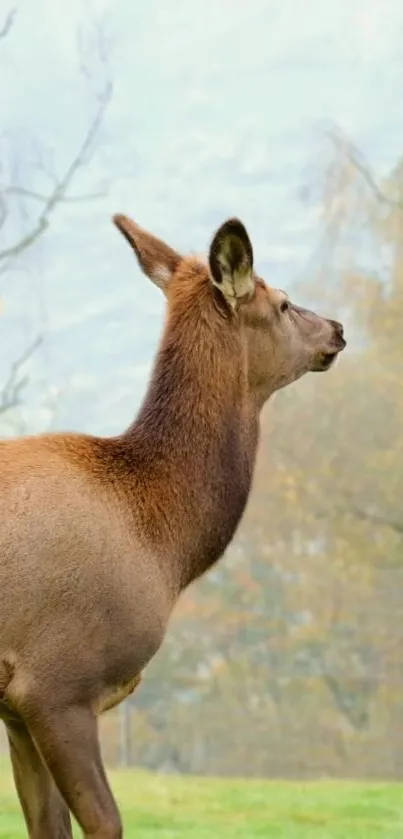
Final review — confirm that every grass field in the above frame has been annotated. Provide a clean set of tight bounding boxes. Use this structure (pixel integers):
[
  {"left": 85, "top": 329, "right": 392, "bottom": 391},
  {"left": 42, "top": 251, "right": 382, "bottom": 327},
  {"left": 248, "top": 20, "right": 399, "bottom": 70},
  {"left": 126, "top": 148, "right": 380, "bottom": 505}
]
[{"left": 0, "top": 760, "right": 402, "bottom": 838}]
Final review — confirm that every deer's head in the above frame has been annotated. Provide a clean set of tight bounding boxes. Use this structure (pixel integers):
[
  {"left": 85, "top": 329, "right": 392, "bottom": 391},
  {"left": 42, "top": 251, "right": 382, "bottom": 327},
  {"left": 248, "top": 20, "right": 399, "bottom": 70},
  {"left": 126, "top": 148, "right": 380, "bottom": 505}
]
[{"left": 113, "top": 214, "right": 346, "bottom": 407}]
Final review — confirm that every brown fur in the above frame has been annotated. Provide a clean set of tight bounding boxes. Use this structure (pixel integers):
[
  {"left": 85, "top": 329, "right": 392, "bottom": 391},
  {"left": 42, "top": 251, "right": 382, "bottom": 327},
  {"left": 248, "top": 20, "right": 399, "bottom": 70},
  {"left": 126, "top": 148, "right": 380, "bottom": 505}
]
[{"left": 0, "top": 215, "right": 345, "bottom": 837}]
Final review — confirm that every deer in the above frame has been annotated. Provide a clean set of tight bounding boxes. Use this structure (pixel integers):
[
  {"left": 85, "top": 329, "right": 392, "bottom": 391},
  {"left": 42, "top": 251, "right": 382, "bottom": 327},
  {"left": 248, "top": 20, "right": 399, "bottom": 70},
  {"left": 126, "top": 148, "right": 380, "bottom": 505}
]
[{"left": 0, "top": 214, "right": 346, "bottom": 838}]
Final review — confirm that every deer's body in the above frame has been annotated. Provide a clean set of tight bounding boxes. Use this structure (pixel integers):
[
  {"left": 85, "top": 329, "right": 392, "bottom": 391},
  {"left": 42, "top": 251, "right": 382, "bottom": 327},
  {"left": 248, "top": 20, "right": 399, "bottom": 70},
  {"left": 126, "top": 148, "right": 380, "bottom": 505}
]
[
  {"left": 0, "top": 406, "right": 255, "bottom": 711},
  {"left": 0, "top": 216, "right": 345, "bottom": 838},
  {"left": 0, "top": 434, "right": 170, "bottom": 710}
]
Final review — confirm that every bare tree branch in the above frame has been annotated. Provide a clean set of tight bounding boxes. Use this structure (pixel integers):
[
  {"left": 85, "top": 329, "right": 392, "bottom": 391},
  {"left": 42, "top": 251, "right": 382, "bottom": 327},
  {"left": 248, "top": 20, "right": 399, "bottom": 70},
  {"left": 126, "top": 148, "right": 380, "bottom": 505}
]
[
  {"left": 0, "top": 12, "right": 113, "bottom": 273},
  {"left": 329, "top": 125, "right": 403, "bottom": 212},
  {"left": 0, "top": 12, "right": 114, "bottom": 428},
  {"left": 0, "top": 218, "right": 48, "bottom": 265},
  {"left": 347, "top": 503, "right": 403, "bottom": 537},
  {"left": 0, "top": 78, "right": 112, "bottom": 270},
  {"left": 0, "top": 8, "right": 16, "bottom": 41},
  {"left": 1, "top": 185, "right": 106, "bottom": 203},
  {"left": 0, "top": 192, "right": 7, "bottom": 229},
  {"left": 315, "top": 491, "right": 403, "bottom": 539},
  {"left": 0, "top": 335, "right": 43, "bottom": 416}
]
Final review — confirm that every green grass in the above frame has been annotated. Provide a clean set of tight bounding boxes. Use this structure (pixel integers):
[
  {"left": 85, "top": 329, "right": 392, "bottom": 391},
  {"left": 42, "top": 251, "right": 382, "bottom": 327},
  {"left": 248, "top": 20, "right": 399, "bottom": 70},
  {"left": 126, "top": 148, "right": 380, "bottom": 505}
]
[{"left": 0, "top": 760, "right": 402, "bottom": 838}]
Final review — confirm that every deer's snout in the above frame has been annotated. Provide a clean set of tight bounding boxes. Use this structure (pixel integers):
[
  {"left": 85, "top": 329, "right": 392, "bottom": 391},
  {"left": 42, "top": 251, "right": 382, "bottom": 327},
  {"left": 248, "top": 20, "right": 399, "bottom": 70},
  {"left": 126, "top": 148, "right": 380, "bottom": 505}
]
[
  {"left": 330, "top": 319, "right": 344, "bottom": 337},
  {"left": 328, "top": 319, "right": 346, "bottom": 348}
]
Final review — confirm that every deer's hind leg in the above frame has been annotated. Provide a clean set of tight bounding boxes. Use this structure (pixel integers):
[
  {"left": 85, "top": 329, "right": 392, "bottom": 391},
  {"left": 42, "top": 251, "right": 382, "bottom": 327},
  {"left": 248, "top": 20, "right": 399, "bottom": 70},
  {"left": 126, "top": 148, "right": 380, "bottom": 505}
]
[
  {"left": 13, "top": 696, "right": 122, "bottom": 839},
  {"left": 6, "top": 717, "right": 73, "bottom": 839}
]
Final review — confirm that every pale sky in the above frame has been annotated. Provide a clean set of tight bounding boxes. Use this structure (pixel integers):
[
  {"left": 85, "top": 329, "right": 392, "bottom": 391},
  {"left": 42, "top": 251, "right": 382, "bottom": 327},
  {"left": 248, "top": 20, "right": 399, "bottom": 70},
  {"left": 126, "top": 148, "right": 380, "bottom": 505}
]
[{"left": 1, "top": 0, "right": 403, "bottom": 433}]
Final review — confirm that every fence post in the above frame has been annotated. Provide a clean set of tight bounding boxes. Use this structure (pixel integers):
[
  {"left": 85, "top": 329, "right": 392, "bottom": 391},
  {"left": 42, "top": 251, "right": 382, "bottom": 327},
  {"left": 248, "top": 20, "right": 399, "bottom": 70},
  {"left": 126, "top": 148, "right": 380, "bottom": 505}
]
[{"left": 119, "top": 700, "right": 131, "bottom": 767}]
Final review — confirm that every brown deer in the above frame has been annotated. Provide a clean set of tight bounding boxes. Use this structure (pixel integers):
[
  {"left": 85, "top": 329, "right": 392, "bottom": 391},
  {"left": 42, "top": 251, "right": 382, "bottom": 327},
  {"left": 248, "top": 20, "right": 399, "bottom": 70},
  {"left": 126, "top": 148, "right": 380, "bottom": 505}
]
[{"left": 0, "top": 214, "right": 345, "bottom": 838}]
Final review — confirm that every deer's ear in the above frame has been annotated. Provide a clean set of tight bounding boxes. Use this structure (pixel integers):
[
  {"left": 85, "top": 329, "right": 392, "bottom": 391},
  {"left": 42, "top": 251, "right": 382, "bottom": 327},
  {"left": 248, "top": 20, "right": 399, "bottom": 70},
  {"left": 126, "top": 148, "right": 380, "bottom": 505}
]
[
  {"left": 113, "top": 214, "right": 181, "bottom": 292},
  {"left": 208, "top": 218, "right": 255, "bottom": 307}
]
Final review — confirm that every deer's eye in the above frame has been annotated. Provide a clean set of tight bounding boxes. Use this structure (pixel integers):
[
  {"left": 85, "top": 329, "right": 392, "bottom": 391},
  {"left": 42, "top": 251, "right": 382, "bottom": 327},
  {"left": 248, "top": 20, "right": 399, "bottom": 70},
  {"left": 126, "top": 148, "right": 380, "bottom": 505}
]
[{"left": 280, "top": 300, "right": 289, "bottom": 313}]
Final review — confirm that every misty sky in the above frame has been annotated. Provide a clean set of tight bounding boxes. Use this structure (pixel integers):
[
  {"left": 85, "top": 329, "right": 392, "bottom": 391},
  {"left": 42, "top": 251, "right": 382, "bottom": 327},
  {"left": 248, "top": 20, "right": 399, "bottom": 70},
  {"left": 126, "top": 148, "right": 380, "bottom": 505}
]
[{"left": 1, "top": 0, "right": 403, "bottom": 435}]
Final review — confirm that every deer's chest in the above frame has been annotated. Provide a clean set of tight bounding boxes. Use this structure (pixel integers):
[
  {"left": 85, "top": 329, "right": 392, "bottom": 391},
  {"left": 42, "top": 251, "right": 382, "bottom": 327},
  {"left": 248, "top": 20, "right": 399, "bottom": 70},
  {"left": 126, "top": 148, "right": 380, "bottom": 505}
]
[{"left": 95, "top": 673, "right": 142, "bottom": 715}]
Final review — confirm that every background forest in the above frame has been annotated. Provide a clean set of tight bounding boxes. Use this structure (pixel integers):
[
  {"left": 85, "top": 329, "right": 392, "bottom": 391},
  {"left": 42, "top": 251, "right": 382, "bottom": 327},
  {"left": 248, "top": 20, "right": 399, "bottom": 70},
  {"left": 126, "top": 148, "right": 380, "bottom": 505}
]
[{"left": 1, "top": 0, "right": 402, "bottom": 780}]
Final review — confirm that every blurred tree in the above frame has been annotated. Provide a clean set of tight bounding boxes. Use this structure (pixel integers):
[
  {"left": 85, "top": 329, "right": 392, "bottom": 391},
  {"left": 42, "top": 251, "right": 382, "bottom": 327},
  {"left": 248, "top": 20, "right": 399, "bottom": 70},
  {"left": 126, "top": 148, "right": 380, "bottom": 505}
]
[
  {"left": 0, "top": 6, "right": 113, "bottom": 430},
  {"left": 114, "top": 126, "right": 403, "bottom": 779}
]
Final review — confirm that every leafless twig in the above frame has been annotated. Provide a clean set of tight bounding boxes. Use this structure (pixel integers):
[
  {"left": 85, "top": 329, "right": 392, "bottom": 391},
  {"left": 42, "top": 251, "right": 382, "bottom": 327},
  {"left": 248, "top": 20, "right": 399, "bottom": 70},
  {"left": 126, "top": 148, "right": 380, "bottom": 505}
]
[
  {"left": 347, "top": 503, "right": 403, "bottom": 537},
  {"left": 329, "top": 125, "right": 403, "bottom": 212},
  {"left": 0, "top": 12, "right": 113, "bottom": 273},
  {"left": 0, "top": 8, "right": 16, "bottom": 41},
  {"left": 1, "top": 185, "right": 106, "bottom": 203},
  {"left": 316, "top": 491, "right": 403, "bottom": 539},
  {"left": 0, "top": 79, "right": 112, "bottom": 270},
  {"left": 0, "top": 335, "right": 43, "bottom": 416}
]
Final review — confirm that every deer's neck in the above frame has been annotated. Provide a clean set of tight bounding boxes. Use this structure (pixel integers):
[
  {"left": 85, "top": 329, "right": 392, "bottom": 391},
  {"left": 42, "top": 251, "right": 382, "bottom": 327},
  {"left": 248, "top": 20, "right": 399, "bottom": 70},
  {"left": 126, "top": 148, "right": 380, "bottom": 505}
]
[{"left": 120, "top": 316, "right": 259, "bottom": 590}]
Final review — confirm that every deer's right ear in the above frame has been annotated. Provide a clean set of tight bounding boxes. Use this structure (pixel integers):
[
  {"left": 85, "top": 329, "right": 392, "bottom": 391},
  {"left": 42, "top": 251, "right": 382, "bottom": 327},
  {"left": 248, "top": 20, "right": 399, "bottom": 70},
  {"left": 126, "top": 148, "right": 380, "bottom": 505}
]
[
  {"left": 113, "top": 214, "right": 181, "bottom": 293},
  {"left": 208, "top": 218, "right": 255, "bottom": 308}
]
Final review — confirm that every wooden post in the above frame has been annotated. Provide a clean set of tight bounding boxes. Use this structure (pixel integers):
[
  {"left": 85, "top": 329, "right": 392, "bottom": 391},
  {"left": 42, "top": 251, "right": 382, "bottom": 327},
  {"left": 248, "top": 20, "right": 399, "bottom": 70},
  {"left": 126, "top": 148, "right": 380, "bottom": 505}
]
[{"left": 119, "top": 700, "right": 131, "bottom": 767}]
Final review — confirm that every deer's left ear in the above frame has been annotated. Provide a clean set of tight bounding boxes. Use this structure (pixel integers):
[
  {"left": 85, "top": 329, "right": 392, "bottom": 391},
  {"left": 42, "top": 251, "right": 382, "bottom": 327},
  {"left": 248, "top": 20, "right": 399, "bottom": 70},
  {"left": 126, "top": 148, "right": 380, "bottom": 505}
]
[
  {"left": 208, "top": 218, "right": 255, "bottom": 307},
  {"left": 113, "top": 213, "right": 181, "bottom": 293}
]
